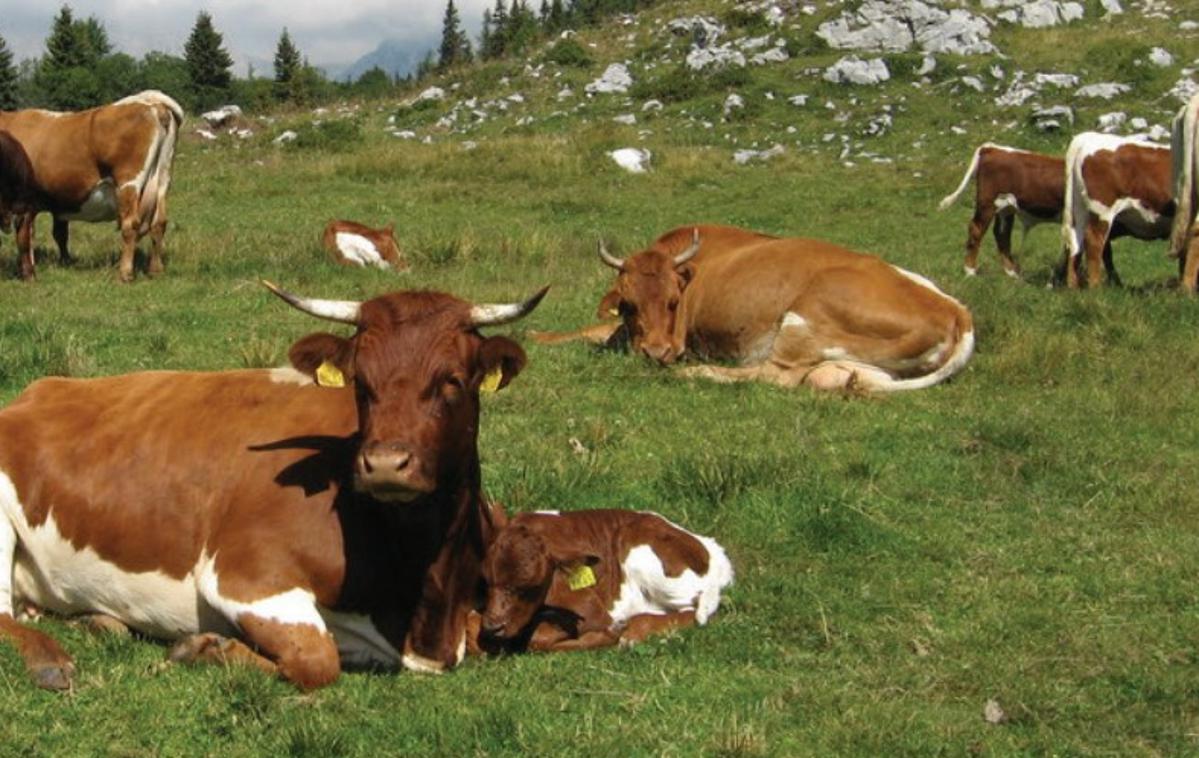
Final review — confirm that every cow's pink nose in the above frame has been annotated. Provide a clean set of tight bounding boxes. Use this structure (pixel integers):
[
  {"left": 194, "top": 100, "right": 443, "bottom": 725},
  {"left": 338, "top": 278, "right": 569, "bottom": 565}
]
[{"left": 640, "top": 343, "right": 674, "bottom": 364}]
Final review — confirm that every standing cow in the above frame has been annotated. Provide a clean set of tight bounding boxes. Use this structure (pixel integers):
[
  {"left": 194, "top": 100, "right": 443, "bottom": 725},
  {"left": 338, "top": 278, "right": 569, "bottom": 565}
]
[
  {"left": 938, "top": 143, "right": 1065, "bottom": 278},
  {"left": 1060, "top": 133, "right": 1174, "bottom": 288},
  {"left": 0, "top": 90, "right": 182, "bottom": 281},
  {"left": 0, "top": 282, "right": 545, "bottom": 690},
  {"left": 1172, "top": 93, "right": 1199, "bottom": 292}
]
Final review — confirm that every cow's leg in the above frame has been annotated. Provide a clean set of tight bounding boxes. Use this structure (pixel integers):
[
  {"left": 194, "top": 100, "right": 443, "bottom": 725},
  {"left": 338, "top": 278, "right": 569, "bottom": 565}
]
[
  {"left": 73, "top": 613, "right": 130, "bottom": 636},
  {"left": 0, "top": 519, "right": 74, "bottom": 690},
  {"left": 1102, "top": 240, "right": 1122, "bottom": 287},
  {"left": 1082, "top": 217, "right": 1112, "bottom": 289},
  {"left": 992, "top": 213, "right": 1020, "bottom": 278},
  {"left": 678, "top": 361, "right": 806, "bottom": 388},
  {"left": 52, "top": 218, "right": 72, "bottom": 266},
  {"left": 116, "top": 185, "right": 141, "bottom": 283},
  {"left": 147, "top": 197, "right": 167, "bottom": 277},
  {"left": 15, "top": 212, "right": 34, "bottom": 280},
  {"left": 168, "top": 633, "right": 279, "bottom": 676},
  {"left": 964, "top": 205, "right": 995, "bottom": 276},
  {"left": 619, "top": 610, "right": 696, "bottom": 646},
  {"left": 528, "top": 623, "right": 620, "bottom": 652},
  {"left": 529, "top": 322, "right": 621, "bottom": 346},
  {"left": 1183, "top": 229, "right": 1199, "bottom": 294}
]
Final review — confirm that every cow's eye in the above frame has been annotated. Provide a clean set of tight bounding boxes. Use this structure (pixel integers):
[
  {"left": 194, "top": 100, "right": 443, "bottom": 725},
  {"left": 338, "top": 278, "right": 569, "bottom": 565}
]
[
  {"left": 445, "top": 375, "right": 465, "bottom": 391},
  {"left": 668, "top": 299, "right": 679, "bottom": 312}
]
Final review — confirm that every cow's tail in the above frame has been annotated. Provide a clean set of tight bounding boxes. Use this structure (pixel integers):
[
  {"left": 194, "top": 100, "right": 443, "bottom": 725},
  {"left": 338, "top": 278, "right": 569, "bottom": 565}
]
[
  {"left": 869, "top": 308, "right": 975, "bottom": 393},
  {"left": 135, "top": 94, "right": 183, "bottom": 232},
  {"left": 937, "top": 143, "right": 989, "bottom": 211},
  {"left": 1060, "top": 135, "right": 1089, "bottom": 262},
  {"left": 1169, "top": 96, "right": 1199, "bottom": 259}
]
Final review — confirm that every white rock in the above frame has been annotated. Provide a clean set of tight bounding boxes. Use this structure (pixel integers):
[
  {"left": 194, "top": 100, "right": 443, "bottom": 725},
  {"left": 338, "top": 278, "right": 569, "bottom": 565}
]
[
  {"left": 1097, "top": 111, "right": 1127, "bottom": 131},
  {"left": 1035, "top": 72, "right": 1080, "bottom": 88},
  {"left": 196, "top": 129, "right": 218, "bottom": 141},
  {"left": 1148, "top": 47, "right": 1174, "bottom": 67},
  {"left": 1130, "top": 117, "right": 1148, "bottom": 129},
  {"left": 609, "top": 147, "right": 651, "bottom": 173},
  {"left": 642, "top": 99, "right": 664, "bottom": 112},
  {"left": 1099, "top": 0, "right": 1122, "bottom": 13},
  {"left": 751, "top": 47, "right": 790, "bottom": 65},
  {"left": 613, "top": 113, "right": 637, "bottom": 125},
  {"left": 1181, "top": 20, "right": 1198, "bottom": 30},
  {"left": 1076, "top": 82, "right": 1130, "bottom": 99},
  {"left": 416, "top": 86, "right": 445, "bottom": 102},
  {"left": 961, "top": 76, "right": 985, "bottom": 92},
  {"left": 233, "top": 128, "right": 253, "bottom": 140},
  {"left": 817, "top": 0, "right": 995, "bottom": 55},
  {"left": 788, "top": 94, "right": 809, "bottom": 106},
  {"left": 461, "top": 141, "right": 478, "bottom": 151},
  {"left": 667, "top": 16, "right": 726, "bottom": 47},
  {"left": 1032, "top": 105, "right": 1073, "bottom": 131},
  {"left": 824, "top": 56, "right": 891, "bottom": 85},
  {"left": 724, "top": 93, "right": 745, "bottom": 115},
  {"left": 557, "top": 87, "right": 574, "bottom": 100},
  {"left": 200, "top": 105, "right": 242, "bottom": 128},
  {"left": 1146, "top": 124, "right": 1171, "bottom": 142},
  {"left": 733, "top": 144, "right": 785, "bottom": 165},
  {"left": 918, "top": 55, "right": 937, "bottom": 75},
  {"left": 392, "top": 130, "right": 417, "bottom": 140},
  {"left": 507, "top": 93, "right": 525, "bottom": 103},
  {"left": 686, "top": 45, "right": 746, "bottom": 71},
  {"left": 271, "top": 129, "right": 296, "bottom": 144},
  {"left": 586, "top": 63, "right": 633, "bottom": 95}
]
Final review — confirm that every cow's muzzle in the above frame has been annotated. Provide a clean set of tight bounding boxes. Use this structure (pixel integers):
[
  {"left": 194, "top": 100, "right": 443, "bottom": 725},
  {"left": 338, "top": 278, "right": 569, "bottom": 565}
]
[
  {"left": 639, "top": 342, "right": 679, "bottom": 365},
  {"left": 355, "top": 441, "right": 434, "bottom": 502}
]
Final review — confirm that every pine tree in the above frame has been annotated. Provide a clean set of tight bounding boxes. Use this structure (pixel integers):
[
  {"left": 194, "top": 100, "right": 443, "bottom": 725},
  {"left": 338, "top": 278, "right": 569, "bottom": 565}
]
[
  {"left": 438, "top": 0, "right": 472, "bottom": 70},
  {"left": 273, "top": 28, "right": 301, "bottom": 100},
  {"left": 45, "top": 6, "right": 84, "bottom": 71},
  {"left": 486, "top": 0, "right": 509, "bottom": 58},
  {"left": 77, "top": 16, "right": 110, "bottom": 64},
  {"left": 547, "top": 0, "right": 567, "bottom": 32},
  {"left": 479, "top": 10, "right": 493, "bottom": 60},
  {"left": 184, "top": 11, "right": 233, "bottom": 101},
  {"left": 0, "top": 34, "right": 16, "bottom": 109}
]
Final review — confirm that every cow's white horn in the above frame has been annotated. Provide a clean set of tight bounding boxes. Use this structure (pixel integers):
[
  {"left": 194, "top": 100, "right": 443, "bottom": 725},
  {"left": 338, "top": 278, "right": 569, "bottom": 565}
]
[
  {"left": 470, "top": 286, "right": 549, "bottom": 327},
  {"left": 262, "top": 280, "right": 361, "bottom": 324},
  {"left": 598, "top": 240, "right": 625, "bottom": 271},
  {"left": 673, "top": 228, "right": 701, "bottom": 267}
]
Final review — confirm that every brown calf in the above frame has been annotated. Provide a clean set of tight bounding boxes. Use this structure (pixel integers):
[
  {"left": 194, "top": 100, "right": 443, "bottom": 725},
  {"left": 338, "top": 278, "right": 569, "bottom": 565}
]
[{"left": 321, "top": 219, "right": 408, "bottom": 271}]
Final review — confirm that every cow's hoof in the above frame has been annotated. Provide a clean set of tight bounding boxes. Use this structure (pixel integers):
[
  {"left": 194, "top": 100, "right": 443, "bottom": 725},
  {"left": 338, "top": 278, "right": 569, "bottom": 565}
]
[
  {"left": 31, "top": 661, "right": 74, "bottom": 691},
  {"left": 118, "top": 270, "right": 135, "bottom": 284},
  {"left": 167, "top": 633, "right": 224, "bottom": 664}
]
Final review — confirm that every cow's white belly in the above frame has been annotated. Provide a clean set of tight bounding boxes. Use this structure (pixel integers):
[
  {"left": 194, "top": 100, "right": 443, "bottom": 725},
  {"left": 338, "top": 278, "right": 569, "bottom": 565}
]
[
  {"left": 335, "top": 232, "right": 389, "bottom": 269},
  {"left": 60, "top": 179, "right": 118, "bottom": 223}
]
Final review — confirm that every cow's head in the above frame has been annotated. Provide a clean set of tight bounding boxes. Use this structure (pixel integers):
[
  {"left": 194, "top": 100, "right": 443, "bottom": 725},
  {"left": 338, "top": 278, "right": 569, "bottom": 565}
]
[
  {"left": 265, "top": 282, "right": 546, "bottom": 503},
  {"left": 479, "top": 522, "right": 598, "bottom": 640},
  {"left": 598, "top": 229, "right": 700, "bottom": 364}
]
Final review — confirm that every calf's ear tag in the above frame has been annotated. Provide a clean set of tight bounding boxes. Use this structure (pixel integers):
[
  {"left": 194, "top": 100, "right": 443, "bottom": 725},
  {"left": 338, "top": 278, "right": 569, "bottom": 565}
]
[
  {"left": 565, "top": 564, "right": 597, "bottom": 591},
  {"left": 480, "top": 365, "right": 503, "bottom": 394},
  {"left": 316, "top": 360, "right": 345, "bottom": 388},
  {"left": 608, "top": 308, "right": 620, "bottom": 317}
]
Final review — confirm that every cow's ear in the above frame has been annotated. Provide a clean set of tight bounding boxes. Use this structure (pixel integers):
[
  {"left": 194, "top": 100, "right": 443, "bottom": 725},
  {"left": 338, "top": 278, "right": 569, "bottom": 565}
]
[
  {"left": 476, "top": 336, "right": 527, "bottom": 391},
  {"left": 677, "top": 263, "right": 697, "bottom": 286},
  {"left": 596, "top": 289, "right": 622, "bottom": 319},
  {"left": 288, "top": 332, "right": 354, "bottom": 382}
]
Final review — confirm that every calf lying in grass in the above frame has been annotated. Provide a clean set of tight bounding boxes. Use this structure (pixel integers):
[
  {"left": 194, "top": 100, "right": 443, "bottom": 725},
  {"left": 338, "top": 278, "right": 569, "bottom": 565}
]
[{"left": 477, "top": 509, "right": 733, "bottom": 652}]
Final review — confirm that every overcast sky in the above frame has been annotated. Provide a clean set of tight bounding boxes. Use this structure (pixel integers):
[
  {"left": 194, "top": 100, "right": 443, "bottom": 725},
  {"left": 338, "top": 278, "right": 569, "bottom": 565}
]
[{"left": 0, "top": 1, "right": 494, "bottom": 74}]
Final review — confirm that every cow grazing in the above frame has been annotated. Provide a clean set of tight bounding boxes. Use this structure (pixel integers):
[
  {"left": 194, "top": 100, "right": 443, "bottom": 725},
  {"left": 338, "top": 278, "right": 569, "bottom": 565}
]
[
  {"left": 586, "top": 224, "right": 974, "bottom": 392},
  {"left": 0, "top": 282, "right": 546, "bottom": 690},
  {"left": 322, "top": 219, "right": 408, "bottom": 271},
  {"left": 1172, "top": 93, "right": 1199, "bottom": 292},
  {"left": 0, "top": 90, "right": 182, "bottom": 281},
  {"left": 479, "top": 510, "right": 732, "bottom": 652},
  {"left": 1061, "top": 133, "right": 1174, "bottom": 288},
  {"left": 938, "top": 143, "right": 1065, "bottom": 278}
]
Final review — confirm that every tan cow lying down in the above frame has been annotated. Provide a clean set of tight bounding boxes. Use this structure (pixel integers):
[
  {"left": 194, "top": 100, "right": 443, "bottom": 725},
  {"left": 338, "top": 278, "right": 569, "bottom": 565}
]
[
  {"left": 1172, "top": 92, "right": 1199, "bottom": 292},
  {"left": 322, "top": 219, "right": 408, "bottom": 271},
  {"left": 938, "top": 143, "right": 1066, "bottom": 278},
  {"left": 0, "top": 90, "right": 182, "bottom": 281},
  {"left": 477, "top": 510, "right": 733, "bottom": 653},
  {"left": 535, "top": 224, "right": 974, "bottom": 392}
]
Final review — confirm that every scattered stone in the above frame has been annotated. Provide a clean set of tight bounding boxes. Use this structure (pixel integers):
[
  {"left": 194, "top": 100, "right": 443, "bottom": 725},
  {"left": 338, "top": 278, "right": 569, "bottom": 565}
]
[
  {"left": 272, "top": 130, "right": 297, "bottom": 144},
  {"left": 557, "top": 87, "right": 574, "bottom": 100},
  {"left": 724, "top": 93, "right": 745, "bottom": 116},
  {"left": 1076, "top": 82, "right": 1130, "bottom": 99},
  {"left": 961, "top": 76, "right": 986, "bottom": 92},
  {"left": 610, "top": 147, "right": 651, "bottom": 173},
  {"left": 507, "top": 93, "right": 525, "bottom": 103},
  {"left": 196, "top": 129, "right": 218, "bottom": 141},
  {"left": 751, "top": 46, "right": 790, "bottom": 65},
  {"left": 613, "top": 113, "right": 637, "bottom": 125},
  {"left": 983, "top": 699, "right": 1008, "bottom": 725},
  {"left": 788, "top": 94, "right": 809, "bottom": 107},
  {"left": 461, "top": 141, "right": 478, "bottom": 151},
  {"left": 1148, "top": 47, "right": 1174, "bottom": 67},
  {"left": 1170, "top": 72, "right": 1199, "bottom": 103},
  {"left": 824, "top": 56, "right": 891, "bottom": 85},
  {"left": 642, "top": 99, "right": 664, "bottom": 112},
  {"left": 985, "top": 0, "right": 1084, "bottom": 28},
  {"left": 585, "top": 63, "right": 632, "bottom": 95},
  {"left": 990, "top": 65, "right": 1005, "bottom": 79},
  {"left": 1098, "top": 0, "right": 1123, "bottom": 13},
  {"left": 391, "top": 130, "right": 417, "bottom": 140},
  {"left": 1146, "top": 124, "right": 1171, "bottom": 141},
  {"left": 1032, "top": 105, "right": 1074, "bottom": 131},
  {"left": 1130, "top": 117, "right": 1149, "bottom": 130},
  {"left": 233, "top": 128, "right": 253, "bottom": 140},
  {"left": 415, "top": 86, "right": 445, "bottom": 103},
  {"left": 733, "top": 143, "right": 785, "bottom": 165},
  {"left": 686, "top": 45, "right": 746, "bottom": 71},
  {"left": 667, "top": 15, "right": 726, "bottom": 47},
  {"left": 1036, "top": 72, "right": 1079, "bottom": 88},
  {"left": 200, "top": 104, "right": 242, "bottom": 128},
  {"left": 1097, "top": 111, "right": 1127, "bottom": 131},
  {"left": 817, "top": 0, "right": 995, "bottom": 56},
  {"left": 1181, "top": 20, "right": 1198, "bottom": 30},
  {"left": 918, "top": 55, "right": 937, "bottom": 76}
]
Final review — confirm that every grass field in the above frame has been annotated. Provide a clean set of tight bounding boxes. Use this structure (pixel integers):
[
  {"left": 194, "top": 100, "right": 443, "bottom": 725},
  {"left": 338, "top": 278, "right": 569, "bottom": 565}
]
[{"left": 3, "top": 3, "right": 1199, "bottom": 755}]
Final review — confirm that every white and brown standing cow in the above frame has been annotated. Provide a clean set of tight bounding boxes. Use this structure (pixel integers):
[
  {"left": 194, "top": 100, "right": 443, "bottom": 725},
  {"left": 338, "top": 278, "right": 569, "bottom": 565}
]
[
  {"left": 0, "top": 282, "right": 545, "bottom": 690},
  {"left": 1171, "top": 93, "right": 1199, "bottom": 292},
  {"left": 479, "top": 510, "right": 733, "bottom": 653},
  {"left": 938, "top": 143, "right": 1065, "bottom": 278},
  {"left": 540, "top": 224, "right": 974, "bottom": 392},
  {"left": 1060, "top": 133, "right": 1174, "bottom": 288},
  {"left": 322, "top": 219, "right": 408, "bottom": 271},
  {"left": 0, "top": 90, "right": 182, "bottom": 281}
]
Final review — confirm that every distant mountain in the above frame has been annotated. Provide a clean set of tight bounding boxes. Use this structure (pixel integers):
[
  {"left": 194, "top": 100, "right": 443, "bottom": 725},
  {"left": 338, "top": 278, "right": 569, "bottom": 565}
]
[{"left": 336, "top": 38, "right": 432, "bottom": 83}]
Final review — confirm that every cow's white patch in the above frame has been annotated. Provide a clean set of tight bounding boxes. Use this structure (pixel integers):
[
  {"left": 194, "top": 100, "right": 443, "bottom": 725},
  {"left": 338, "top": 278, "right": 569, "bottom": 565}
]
[
  {"left": 0, "top": 495, "right": 16, "bottom": 616},
  {"left": 993, "top": 193, "right": 1018, "bottom": 212},
  {"left": 534, "top": 510, "right": 561, "bottom": 516},
  {"left": 62, "top": 179, "right": 118, "bottom": 223},
  {"left": 964, "top": 265, "right": 979, "bottom": 276},
  {"left": 319, "top": 609, "right": 401, "bottom": 669},
  {"left": 401, "top": 651, "right": 447, "bottom": 674},
  {"left": 197, "top": 556, "right": 325, "bottom": 631},
  {"left": 782, "top": 311, "right": 808, "bottom": 330},
  {"left": 822, "top": 346, "right": 849, "bottom": 360},
  {"left": 268, "top": 366, "right": 313, "bottom": 386},
  {"left": 891, "top": 265, "right": 966, "bottom": 308},
  {"left": 335, "top": 232, "right": 390, "bottom": 269}
]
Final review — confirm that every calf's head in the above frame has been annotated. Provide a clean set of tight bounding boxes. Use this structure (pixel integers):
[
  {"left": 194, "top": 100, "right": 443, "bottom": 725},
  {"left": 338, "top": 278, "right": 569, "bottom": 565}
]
[
  {"left": 266, "top": 282, "right": 546, "bottom": 503},
  {"left": 598, "top": 229, "right": 700, "bottom": 365}
]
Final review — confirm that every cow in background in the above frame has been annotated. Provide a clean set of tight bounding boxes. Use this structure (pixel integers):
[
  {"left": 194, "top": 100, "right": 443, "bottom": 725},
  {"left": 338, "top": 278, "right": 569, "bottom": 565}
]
[
  {"left": 1060, "top": 133, "right": 1174, "bottom": 288},
  {"left": 0, "top": 90, "right": 182, "bottom": 281},
  {"left": 479, "top": 510, "right": 733, "bottom": 652},
  {"left": 322, "top": 220, "right": 408, "bottom": 271},
  {"left": 1172, "top": 93, "right": 1199, "bottom": 292},
  {"left": 938, "top": 143, "right": 1065, "bottom": 278},
  {"left": 0, "top": 282, "right": 546, "bottom": 690}
]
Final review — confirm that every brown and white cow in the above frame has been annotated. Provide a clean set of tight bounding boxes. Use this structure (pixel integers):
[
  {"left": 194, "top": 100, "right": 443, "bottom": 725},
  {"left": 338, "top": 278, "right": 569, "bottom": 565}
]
[
  {"left": 0, "top": 90, "right": 182, "bottom": 281},
  {"left": 551, "top": 225, "right": 974, "bottom": 392},
  {"left": 0, "top": 282, "right": 545, "bottom": 691},
  {"left": 1060, "top": 133, "right": 1174, "bottom": 288},
  {"left": 322, "top": 219, "right": 408, "bottom": 271},
  {"left": 938, "top": 143, "right": 1065, "bottom": 278},
  {"left": 479, "top": 510, "right": 732, "bottom": 652},
  {"left": 1171, "top": 93, "right": 1199, "bottom": 292}
]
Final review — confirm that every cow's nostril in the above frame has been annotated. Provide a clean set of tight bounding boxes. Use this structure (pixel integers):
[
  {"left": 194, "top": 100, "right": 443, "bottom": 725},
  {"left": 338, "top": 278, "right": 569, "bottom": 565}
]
[
  {"left": 359, "top": 452, "right": 374, "bottom": 474},
  {"left": 394, "top": 452, "right": 411, "bottom": 471}
]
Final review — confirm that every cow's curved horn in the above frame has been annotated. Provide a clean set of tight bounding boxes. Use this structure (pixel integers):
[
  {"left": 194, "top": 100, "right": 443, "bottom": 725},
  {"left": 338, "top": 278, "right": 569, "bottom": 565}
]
[
  {"left": 673, "top": 229, "right": 701, "bottom": 267},
  {"left": 262, "top": 280, "right": 361, "bottom": 324},
  {"left": 598, "top": 240, "right": 625, "bottom": 271},
  {"left": 470, "top": 286, "right": 550, "bottom": 327}
]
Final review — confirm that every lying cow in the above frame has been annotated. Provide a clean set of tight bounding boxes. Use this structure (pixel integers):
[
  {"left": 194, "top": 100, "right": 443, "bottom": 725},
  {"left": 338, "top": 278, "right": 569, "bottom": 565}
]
[
  {"left": 0, "top": 90, "right": 182, "bottom": 281},
  {"left": 0, "top": 282, "right": 545, "bottom": 690},
  {"left": 479, "top": 510, "right": 732, "bottom": 652},
  {"left": 1172, "top": 93, "right": 1199, "bottom": 292},
  {"left": 322, "top": 219, "right": 408, "bottom": 271},
  {"left": 938, "top": 143, "right": 1065, "bottom": 278},
  {"left": 548, "top": 224, "right": 974, "bottom": 392},
  {"left": 1061, "top": 133, "right": 1174, "bottom": 288}
]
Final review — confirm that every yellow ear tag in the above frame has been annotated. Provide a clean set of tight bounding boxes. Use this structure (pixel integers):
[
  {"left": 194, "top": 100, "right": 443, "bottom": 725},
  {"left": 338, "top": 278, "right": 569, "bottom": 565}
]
[
  {"left": 479, "top": 365, "right": 503, "bottom": 394},
  {"left": 566, "top": 564, "right": 597, "bottom": 591},
  {"left": 608, "top": 308, "right": 620, "bottom": 317},
  {"left": 315, "top": 360, "right": 345, "bottom": 388}
]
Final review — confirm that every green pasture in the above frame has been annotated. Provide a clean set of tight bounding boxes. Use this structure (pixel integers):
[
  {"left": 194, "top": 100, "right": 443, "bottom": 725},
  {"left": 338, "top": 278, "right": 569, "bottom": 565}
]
[{"left": 3, "top": 6, "right": 1199, "bottom": 754}]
